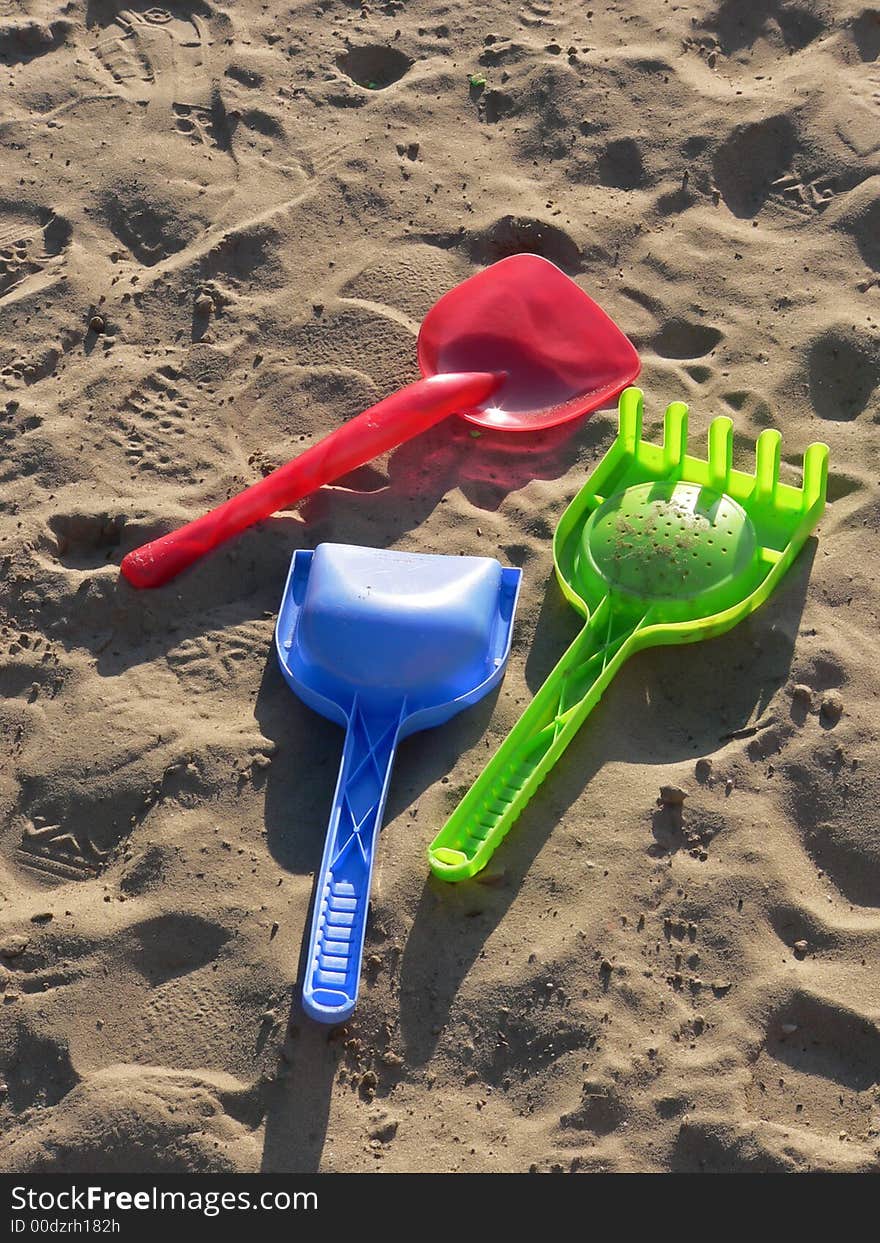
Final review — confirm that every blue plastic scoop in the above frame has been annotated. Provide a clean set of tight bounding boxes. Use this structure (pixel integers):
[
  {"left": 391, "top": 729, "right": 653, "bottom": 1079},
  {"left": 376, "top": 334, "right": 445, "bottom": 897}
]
[{"left": 276, "top": 543, "right": 521, "bottom": 1023}]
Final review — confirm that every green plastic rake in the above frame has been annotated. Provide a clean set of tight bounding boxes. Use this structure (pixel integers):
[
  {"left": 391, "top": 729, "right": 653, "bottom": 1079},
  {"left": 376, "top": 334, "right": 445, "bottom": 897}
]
[{"left": 428, "top": 387, "right": 828, "bottom": 881}]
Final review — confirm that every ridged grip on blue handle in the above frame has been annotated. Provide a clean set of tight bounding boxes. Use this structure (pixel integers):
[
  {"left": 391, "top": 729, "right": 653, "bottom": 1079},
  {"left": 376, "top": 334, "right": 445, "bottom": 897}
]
[{"left": 302, "top": 697, "right": 404, "bottom": 1023}]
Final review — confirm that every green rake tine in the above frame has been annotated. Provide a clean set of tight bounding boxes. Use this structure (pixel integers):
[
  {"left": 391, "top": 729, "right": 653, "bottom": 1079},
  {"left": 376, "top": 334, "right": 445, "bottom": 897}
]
[
  {"left": 754, "top": 428, "right": 782, "bottom": 502},
  {"left": 708, "top": 415, "right": 734, "bottom": 491},
  {"left": 802, "top": 441, "right": 829, "bottom": 510},
  {"left": 662, "top": 401, "right": 689, "bottom": 473},
  {"left": 618, "top": 386, "right": 644, "bottom": 453}
]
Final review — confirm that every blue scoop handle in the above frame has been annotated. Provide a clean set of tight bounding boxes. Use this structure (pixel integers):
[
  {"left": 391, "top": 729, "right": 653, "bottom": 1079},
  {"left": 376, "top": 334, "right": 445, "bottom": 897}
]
[{"left": 302, "top": 697, "right": 404, "bottom": 1023}]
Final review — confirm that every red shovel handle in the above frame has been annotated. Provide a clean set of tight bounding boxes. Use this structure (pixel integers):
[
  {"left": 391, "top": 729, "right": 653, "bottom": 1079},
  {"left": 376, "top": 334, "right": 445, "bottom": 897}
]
[{"left": 120, "top": 371, "right": 502, "bottom": 589}]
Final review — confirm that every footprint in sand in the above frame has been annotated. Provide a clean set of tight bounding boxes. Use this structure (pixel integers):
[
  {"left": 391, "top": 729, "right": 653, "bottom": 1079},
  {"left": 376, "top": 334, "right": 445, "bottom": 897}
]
[
  {"left": 171, "top": 99, "right": 217, "bottom": 145},
  {"left": 0, "top": 6, "right": 71, "bottom": 66},
  {"left": 673, "top": 1112, "right": 875, "bottom": 1171},
  {"left": 713, "top": 115, "right": 797, "bottom": 218},
  {"left": 10, "top": 696, "right": 196, "bottom": 882},
  {"left": 0, "top": 1063, "right": 260, "bottom": 1172},
  {"left": 16, "top": 818, "right": 112, "bottom": 881},
  {"left": 100, "top": 170, "right": 214, "bottom": 265},
  {"left": 0, "top": 202, "right": 71, "bottom": 304},
  {"left": 104, "top": 365, "right": 209, "bottom": 478},
  {"left": 782, "top": 736, "right": 880, "bottom": 908},
  {"left": 746, "top": 988, "right": 880, "bottom": 1147},
  {"left": 519, "top": 0, "right": 553, "bottom": 29},
  {"left": 89, "top": 2, "right": 210, "bottom": 98},
  {"left": 700, "top": 0, "right": 826, "bottom": 61},
  {"left": 87, "top": 0, "right": 235, "bottom": 146},
  {"left": 165, "top": 619, "right": 272, "bottom": 694}
]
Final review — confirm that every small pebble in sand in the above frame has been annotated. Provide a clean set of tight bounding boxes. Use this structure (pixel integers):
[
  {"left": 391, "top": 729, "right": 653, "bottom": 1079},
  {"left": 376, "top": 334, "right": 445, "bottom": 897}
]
[
  {"left": 659, "top": 785, "right": 687, "bottom": 806},
  {"left": 88, "top": 314, "right": 106, "bottom": 334},
  {"left": 793, "top": 939, "right": 809, "bottom": 957},
  {"left": 792, "top": 683, "right": 813, "bottom": 707},
  {"left": 781, "top": 1022, "right": 798, "bottom": 1035},
  {"left": 695, "top": 758, "right": 712, "bottom": 782},
  {"left": 820, "top": 691, "right": 843, "bottom": 727},
  {"left": 194, "top": 292, "right": 214, "bottom": 316}
]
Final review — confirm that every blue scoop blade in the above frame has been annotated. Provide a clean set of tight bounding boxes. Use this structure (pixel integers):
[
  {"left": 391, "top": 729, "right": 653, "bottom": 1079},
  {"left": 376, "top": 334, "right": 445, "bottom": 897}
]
[{"left": 275, "top": 543, "right": 521, "bottom": 1023}]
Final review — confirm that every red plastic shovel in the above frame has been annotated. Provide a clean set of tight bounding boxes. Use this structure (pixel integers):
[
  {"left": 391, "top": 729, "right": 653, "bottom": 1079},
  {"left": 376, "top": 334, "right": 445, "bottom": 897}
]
[
  {"left": 121, "top": 254, "right": 638, "bottom": 589},
  {"left": 120, "top": 371, "right": 499, "bottom": 588}
]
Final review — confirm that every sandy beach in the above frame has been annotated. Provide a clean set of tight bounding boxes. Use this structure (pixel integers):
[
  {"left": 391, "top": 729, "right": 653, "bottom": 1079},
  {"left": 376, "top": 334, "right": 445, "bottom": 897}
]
[{"left": 0, "top": 0, "right": 878, "bottom": 1172}]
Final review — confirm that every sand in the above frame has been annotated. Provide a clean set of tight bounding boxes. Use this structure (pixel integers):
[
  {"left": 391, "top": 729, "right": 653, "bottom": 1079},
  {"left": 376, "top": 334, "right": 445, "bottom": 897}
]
[{"left": 0, "top": 0, "right": 878, "bottom": 1174}]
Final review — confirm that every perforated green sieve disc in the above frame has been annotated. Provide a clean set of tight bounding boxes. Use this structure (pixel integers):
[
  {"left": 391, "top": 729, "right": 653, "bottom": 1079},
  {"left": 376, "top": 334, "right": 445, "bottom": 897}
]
[{"left": 579, "top": 481, "right": 757, "bottom": 607}]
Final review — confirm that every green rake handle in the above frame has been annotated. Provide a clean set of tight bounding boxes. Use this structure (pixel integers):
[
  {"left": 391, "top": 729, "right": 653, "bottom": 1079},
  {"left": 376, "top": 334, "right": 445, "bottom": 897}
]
[{"left": 428, "top": 598, "right": 643, "bottom": 881}]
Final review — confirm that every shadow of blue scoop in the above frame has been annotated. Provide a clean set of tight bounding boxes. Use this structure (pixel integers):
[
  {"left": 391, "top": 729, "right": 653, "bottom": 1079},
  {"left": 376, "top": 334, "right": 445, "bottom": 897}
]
[{"left": 276, "top": 543, "right": 521, "bottom": 1024}]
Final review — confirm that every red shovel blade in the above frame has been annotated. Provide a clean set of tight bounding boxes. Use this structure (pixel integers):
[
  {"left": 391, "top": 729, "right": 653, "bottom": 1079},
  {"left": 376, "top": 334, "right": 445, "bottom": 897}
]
[{"left": 418, "top": 254, "right": 640, "bottom": 431}]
